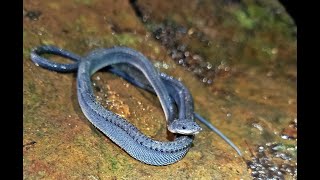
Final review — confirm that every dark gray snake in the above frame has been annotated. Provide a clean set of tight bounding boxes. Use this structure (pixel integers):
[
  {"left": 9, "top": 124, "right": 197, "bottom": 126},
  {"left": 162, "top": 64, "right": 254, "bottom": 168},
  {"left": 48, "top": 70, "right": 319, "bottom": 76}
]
[{"left": 30, "top": 45, "right": 241, "bottom": 166}]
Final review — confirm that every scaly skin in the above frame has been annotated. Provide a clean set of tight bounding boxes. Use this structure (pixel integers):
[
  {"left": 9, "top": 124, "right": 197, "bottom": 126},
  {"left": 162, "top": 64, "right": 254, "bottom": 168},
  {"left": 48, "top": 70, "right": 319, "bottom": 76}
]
[
  {"left": 31, "top": 46, "right": 197, "bottom": 165},
  {"left": 30, "top": 45, "right": 241, "bottom": 166}
]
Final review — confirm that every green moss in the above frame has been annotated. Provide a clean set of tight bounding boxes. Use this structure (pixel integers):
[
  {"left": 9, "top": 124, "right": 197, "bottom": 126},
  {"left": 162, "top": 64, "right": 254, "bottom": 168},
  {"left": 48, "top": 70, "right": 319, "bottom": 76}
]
[
  {"left": 40, "top": 39, "right": 55, "bottom": 46},
  {"left": 23, "top": 82, "right": 42, "bottom": 112},
  {"left": 110, "top": 157, "right": 118, "bottom": 172},
  {"left": 23, "top": 31, "right": 39, "bottom": 58},
  {"left": 23, "top": 48, "right": 31, "bottom": 59},
  {"left": 271, "top": 143, "right": 297, "bottom": 158},
  {"left": 231, "top": 0, "right": 295, "bottom": 36},
  {"left": 111, "top": 33, "right": 141, "bottom": 47},
  {"left": 233, "top": 10, "right": 255, "bottom": 30},
  {"left": 28, "top": 82, "right": 36, "bottom": 93},
  {"left": 75, "top": 15, "right": 89, "bottom": 33},
  {"left": 35, "top": 130, "right": 45, "bottom": 138},
  {"left": 125, "top": 162, "right": 133, "bottom": 171}
]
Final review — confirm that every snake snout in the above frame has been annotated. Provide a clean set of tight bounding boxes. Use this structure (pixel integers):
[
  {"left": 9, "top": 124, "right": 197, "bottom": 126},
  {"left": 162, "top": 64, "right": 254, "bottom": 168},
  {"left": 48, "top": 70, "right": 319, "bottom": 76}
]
[{"left": 168, "top": 119, "right": 202, "bottom": 135}]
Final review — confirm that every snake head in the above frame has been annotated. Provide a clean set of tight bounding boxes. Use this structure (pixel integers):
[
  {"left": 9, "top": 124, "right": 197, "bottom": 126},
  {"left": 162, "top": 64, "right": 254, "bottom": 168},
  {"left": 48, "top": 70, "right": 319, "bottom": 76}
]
[{"left": 168, "top": 119, "right": 202, "bottom": 135}]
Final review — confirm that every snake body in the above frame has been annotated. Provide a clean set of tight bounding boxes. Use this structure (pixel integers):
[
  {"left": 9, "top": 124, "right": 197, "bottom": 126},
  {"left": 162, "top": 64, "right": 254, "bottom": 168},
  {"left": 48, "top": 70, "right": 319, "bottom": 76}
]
[
  {"left": 107, "top": 65, "right": 242, "bottom": 156},
  {"left": 30, "top": 45, "right": 241, "bottom": 166}
]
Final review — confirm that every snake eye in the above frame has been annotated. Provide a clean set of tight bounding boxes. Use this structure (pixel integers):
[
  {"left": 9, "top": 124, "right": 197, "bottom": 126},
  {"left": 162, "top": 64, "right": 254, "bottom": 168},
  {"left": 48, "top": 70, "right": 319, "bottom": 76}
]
[{"left": 182, "top": 126, "right": 186, "bottom": 129}]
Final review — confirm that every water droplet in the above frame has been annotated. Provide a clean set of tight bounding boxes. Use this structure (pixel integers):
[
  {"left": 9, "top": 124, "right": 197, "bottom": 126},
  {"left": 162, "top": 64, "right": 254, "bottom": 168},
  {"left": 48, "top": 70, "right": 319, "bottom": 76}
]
[
  {"left": 281, "top": 135, "right": 289, "bottom": 140},
  {"left": 192, "top": 54, "right": 202, "bottom": 61},
  {"left": 258, "top": 146, "right": 264, "bottom": 152},
  {"left": 188, "top": 28, "right": 194, "bottom": 36},
  {"left": 271, "top": 48, "right": 278, "bottom": 55},
  {"left": 193, "top": 68, "right": 202, "bottom": 74},
  {"left": 267, "top": 71, "right": 273, "bottom": 77},
  {"left": 202, "top": 77, "right": 207, "bottom": 83},
  {"left": 178, "top": 59, "right": 184, "bottom": 64},
  {"left": 142, "top": 14, "right": 149, "bottom": 22},
  {"left": 53, "top": 64, "right": 58, "bottom": 68},
  {"left": 162, "top": 63, "right": 169, "bottom": 69},
  {"left": 288, "top": 99, "right": 294, "bottom": 104},
  {"left": 61, "top": 65, "right": 66, "bottom": 69},
  {"left": 252, "top": 123, "right": 263, "bottom": 131},
  {"left": 154, "top": 62, "right": 160, "bottom": 68},
  {"left": 207, "top": 62, "right": 212, "bottom": 69}
]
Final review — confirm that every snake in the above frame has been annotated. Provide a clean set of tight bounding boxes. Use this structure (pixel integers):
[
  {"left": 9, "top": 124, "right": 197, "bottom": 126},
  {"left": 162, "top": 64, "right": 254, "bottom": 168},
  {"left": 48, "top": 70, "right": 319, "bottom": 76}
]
[{"left": 30, "top": 45, "right": 241, "bottom": 166}]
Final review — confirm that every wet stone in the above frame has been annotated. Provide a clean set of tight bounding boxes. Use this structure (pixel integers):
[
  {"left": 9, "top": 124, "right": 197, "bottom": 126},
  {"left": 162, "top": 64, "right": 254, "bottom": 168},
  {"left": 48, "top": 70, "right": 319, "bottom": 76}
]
[
  {"left": 246, "top": 143, "right": 296, "bottom": 179},
  {"left": 150, "top": 21, "right": 222, "bottom": 85},
  {"left": 25, "top": 10, "right": 42, "bottom": 21}
]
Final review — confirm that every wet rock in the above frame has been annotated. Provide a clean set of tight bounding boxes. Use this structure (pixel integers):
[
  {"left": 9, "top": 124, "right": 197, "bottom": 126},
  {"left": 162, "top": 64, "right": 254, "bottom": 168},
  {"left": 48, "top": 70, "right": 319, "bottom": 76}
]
[
  {"left": 24, "top": 10, "right": 42, "bottom": 21},
  {"left": 246, "top": 143, "right": 297, "bottom": 179},
  {"left": 150, "top": 22, "right": 221, "bottom": 85}
]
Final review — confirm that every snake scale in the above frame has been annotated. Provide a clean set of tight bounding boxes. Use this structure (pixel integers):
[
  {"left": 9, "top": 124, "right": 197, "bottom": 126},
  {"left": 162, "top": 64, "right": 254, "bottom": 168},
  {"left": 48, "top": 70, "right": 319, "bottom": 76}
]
[{"left": 30, "top": 45, "right": 241, "bottom": 166}]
